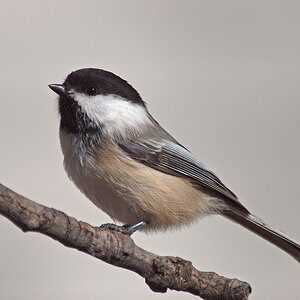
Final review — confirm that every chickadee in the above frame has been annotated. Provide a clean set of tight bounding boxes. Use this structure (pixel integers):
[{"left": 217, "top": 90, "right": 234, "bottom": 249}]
[{"left": 49, "top": 68, "right": 300, "bottom": 262}]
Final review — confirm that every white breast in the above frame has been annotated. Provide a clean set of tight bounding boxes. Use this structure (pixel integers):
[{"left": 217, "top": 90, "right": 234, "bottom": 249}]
[
  {"left": 60, "top": 130, "right": 221, "bottom": 232},
  {"left": 59, "top": 130, "right": 138, "bottom": 223}
]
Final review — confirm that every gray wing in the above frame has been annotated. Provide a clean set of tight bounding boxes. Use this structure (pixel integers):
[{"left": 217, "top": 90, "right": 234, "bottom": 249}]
[{"left": 118, "top": 137, "right": 243, "bottom": 204}]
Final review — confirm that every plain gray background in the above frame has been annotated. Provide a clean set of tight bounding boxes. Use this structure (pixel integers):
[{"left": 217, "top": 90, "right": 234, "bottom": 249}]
[{"left": 0, "top": 1, "right": 299, "bottom": 299}]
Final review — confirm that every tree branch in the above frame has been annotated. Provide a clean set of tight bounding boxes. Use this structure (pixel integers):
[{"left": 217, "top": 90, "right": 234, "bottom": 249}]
[{"left": 0, "top": 183, "right": 251, "bottom": 300}]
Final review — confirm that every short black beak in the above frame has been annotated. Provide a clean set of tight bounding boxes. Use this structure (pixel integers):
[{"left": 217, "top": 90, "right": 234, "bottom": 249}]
[{"left": 49, "top": 84, "right": 66, "bottom": 96}]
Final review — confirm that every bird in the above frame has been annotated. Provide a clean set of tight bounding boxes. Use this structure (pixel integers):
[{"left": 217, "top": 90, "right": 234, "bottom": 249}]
[{"left": 49, "top": 68, "right": 300, "bottom": 262}]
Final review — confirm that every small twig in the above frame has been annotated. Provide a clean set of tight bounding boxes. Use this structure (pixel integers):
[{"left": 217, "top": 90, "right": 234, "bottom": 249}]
[{"left": 0, "top": 183, "right": 251, "bottom": 299}]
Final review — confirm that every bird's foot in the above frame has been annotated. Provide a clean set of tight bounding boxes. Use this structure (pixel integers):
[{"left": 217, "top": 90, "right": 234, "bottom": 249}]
[{"left": 100, "top": 221, "right": 147, "bottom": 235}]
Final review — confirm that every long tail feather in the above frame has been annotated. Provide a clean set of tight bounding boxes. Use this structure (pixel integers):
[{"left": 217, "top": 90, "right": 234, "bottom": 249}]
[{"left": 223, "top": 209, "right": 300, "bottom": 263}]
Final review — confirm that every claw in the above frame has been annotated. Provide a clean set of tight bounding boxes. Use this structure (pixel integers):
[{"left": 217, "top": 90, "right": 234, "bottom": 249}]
[{"left": 100, "top": 221, "right": 147, "bottom": 235}]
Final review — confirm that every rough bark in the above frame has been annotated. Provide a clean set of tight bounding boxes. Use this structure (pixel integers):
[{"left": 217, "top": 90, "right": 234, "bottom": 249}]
[{"left": 0, "top": 183, "right": 251, "bottom": 299}]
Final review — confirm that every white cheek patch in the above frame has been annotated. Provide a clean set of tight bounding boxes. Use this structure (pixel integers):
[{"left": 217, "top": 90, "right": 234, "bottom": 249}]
[{"left": 73, "top": 92, "right": 151, "bottom": 138}]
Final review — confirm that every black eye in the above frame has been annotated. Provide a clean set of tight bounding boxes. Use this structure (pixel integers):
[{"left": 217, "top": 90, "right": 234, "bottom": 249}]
[{"left": 86, "top": 86, "right": 98, "bottom": 96}]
